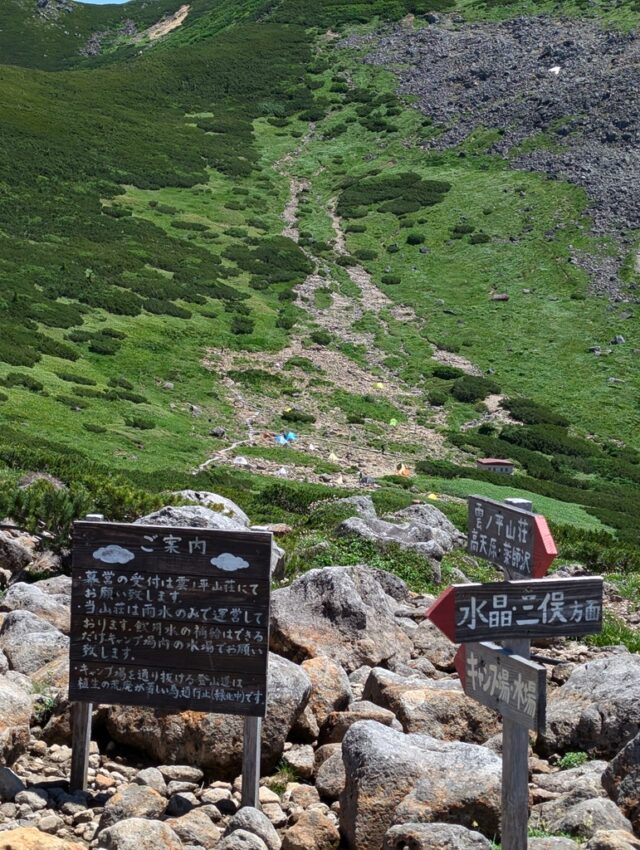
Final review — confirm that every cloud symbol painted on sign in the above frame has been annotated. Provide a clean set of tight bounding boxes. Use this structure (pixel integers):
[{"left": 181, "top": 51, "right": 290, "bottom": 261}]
[
  {"left": 93, "top": 545, "right": 135, "bottom": 565},
  {"left": 210, "top": 553, "right": 250, "bottom": 572}
]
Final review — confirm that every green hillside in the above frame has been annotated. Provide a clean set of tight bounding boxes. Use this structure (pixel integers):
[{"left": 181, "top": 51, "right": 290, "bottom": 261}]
[{"left": 1, "top": 0, "right": 640, "bottom": 579}]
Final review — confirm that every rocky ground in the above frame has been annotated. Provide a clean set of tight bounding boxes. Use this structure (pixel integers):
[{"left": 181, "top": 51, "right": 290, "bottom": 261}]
[
  {"left": 357, "top": 14, "right": 640, "bottom": 301},
  {"left": 0, "top": 494, "right": 639, "bottom": 850}
]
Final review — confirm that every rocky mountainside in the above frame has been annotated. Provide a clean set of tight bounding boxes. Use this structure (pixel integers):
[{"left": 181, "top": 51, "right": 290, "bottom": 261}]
[{"left": 0, "top": 495, "right": 639, "bottom": 849}]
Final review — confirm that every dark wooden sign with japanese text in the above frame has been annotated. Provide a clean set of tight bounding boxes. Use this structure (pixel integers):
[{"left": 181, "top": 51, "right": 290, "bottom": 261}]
[
  {"left": 428, "top": 576, "right": 603, "bottom": 643},
  {"left": 455, "top": 641, "right": 547, "bottom": 734},
  {"left": 467, "top": 496, "right": 557, "bottom": 578},
  {"left": 69, "top": 521, "right": 272, "bottom": 717}
]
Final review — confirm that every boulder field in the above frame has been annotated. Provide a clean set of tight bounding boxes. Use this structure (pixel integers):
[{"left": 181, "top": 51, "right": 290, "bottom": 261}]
[{"left": 0, "top": 495, "right": 638, "bottom": 850}]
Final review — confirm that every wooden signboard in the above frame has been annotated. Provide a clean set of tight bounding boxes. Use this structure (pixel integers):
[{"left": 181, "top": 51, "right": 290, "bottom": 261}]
[
  {"left": 455, "top": 641, "right": 547, "bottom": 734},
  {"left": 468, "top": 496, "right": 557, "bottom": 579},
  {"left": 428, "top": 576, "right": 603, "bottom": 643},
  {"left": 69, "top": 521, "right": 272, "bottom": 717}
]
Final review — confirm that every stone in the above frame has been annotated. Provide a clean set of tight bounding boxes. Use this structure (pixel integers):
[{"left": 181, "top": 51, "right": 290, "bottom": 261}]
[
  {"left": 270, "top": 566, "right": 413, "bottom": 673},
  {"left": 37, "top": 814, "right": 63, "bottom": 833},
  {"left": 538, "top": 655, "right": 640, "bottom": 758},
  {"left": 319, "top": 706, "right": 397, "bottom": 745},
  {"left": 165, "top": 810, "right": 222, "bottom": 849},
  {"left": 301, "top": 657, "right": 352, "bottom": 726},
  {"left": 166, "top": 792, "right": 199, "bottom": 816},
  {"left": 285, "top": 783, "right": 320, "bottom": 809},
  {"left": 134, "top": 767, "right": 168, "bottom": 796},
  {"left": 15, "top": 788, "right": 48, "bottom": 810},
  {"left": 410, "top": 619, "right": 457, "bottom": 671},
  {"left": 362, "top": 667, "right": 498, "bottom": 742},
  {"left": 602, "top": 732, "right": 640, "bottom": 832},
  {"left": 586, "top": 831, "right": 640, "bottom": 850},
  {"left": 0, "top": 530, "right": 34, "bottom": 575},
  {"left": 217, "top": 830, "right": 268, "bottom": 850},
  {"left": 107, "top": 654, "right": 309, "bottom": 775},
  {"left": 316, "top": 750, "right": 346, "bottom": 802},
  {"left": 290, "top": 705, "right": 319, "bottom": 742},
  {"left": 0, "top": 828, "right": 84, "bottom": 849},
  {"left": 340, "top": 721, "right": 501, "bottom": 850},
  {"left": 533, "top": 760, "right": 608, "bottom": 798},
  {"left": 530, "top": 797, "right": 633, "bottom": 841},
  {"left": 0, "top": 582, "right": 70, "bottom": 634},
  {"left": 0, "top": 766, "right": 26, "bottom": 801},
  {"left": 281, "top": 810, "right": 340, "bottom": 850},
  {"left": 383, "top": 823, "right": 493, "bottom": 849},
  {"left": 0, "top": 611, "right": 68, "bottom": 675},
  {"left": 159, "top": 765, "right": 204, "bottom": 784},
  {"left": 172, "top": 491, "right": 250, "bottom": 526},
  {"left": 98, "top": 783, "right": 167, "bottom": 831},
  {"left": 225, "top": 807, "right": 281, "bottom": 850},
  {"left": 99, "top": 818, "right": 184, "bottom": 850},
  {"left": 0, "top": 675, "right": 32, "bottom": 763},
  {"left": 529, "top": 840, "right": 580, "bottom": 850},
  {"left": 282, "top": 744, "right": 315, "bottom": 780}
]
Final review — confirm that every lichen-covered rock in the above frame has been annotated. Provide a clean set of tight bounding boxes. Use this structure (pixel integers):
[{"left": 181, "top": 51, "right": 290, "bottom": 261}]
[
  {"left": 99, "top": 818, "right": 183, "bottom": 850},
  {"left": 530, "top": 797, "right": 633, "bottom": 841},
  {"left": 225, "top": 807, "right": 282, "bottom": 850},
  {"left": 106, "top": 654, "right": 310, "bottom": 776},
  {"left": 0, "top": 530, "right": 35, "bottom": 575},
  {"left": 98, "top": 783, "right": 167, "bottom": 831},
  {"left": 0, "top": 581, "right": 70, "bottom": 633},
  {"left": 602, "top": 732, "right": 640, "bottom": 833},
  {"left": 281, "top": 810, "right": 339, "bottom": 850},
  {"left": 165, "top": 810, "right": 222, "bottom": 849},
  {"left": 585, "top": 830, "right": 640, "bottom": 850},
  {"left": 383, "top": 823, "right": 493, "bottom": 850},
  {"left": 301, "top": 657, "right": 352, "bottom": 726},
  {"left": 0, "top": 827, "right": 84, "bottom": 850},
  {"left": 533, "top": 760, "right": 608, "bottom": 799},
  {"left": 0, "top": 674, "right": 32, "bottom": 763},
  {"left": 0, "top": 611, "right": 68, "bottom": 675},
  {"left": 538, "top": 655, "right": 640, "bottom": 758},
  {"left": 340, "top": 721, "right": 501, "bottom": 850},
  {"left": 173, "top": 491, "right": 250, "bottom": 526},
  {"left": 363, "top": 667, "right": 498, "bottom": 742},
  {"left": 270, "top": 566, "right": 413, "bottom": 672}
]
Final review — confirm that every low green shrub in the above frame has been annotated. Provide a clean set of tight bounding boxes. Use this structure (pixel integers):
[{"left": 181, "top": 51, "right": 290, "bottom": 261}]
[{"left": 451, "top": 375, "right": 500, "bottom": 402}]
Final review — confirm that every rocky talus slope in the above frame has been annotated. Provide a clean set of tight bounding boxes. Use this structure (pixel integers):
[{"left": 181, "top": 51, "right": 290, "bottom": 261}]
[{"left": 0, "top": 496, "right": 639, "bottom": 849}]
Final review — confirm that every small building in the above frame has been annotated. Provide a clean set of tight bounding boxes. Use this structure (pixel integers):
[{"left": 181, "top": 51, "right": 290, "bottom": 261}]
[{"left": 476, "top": 458, "right": 514, "bottom": 475}]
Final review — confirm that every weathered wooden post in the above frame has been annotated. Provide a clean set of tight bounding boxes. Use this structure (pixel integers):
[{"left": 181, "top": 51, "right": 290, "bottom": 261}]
[
  {"left": 70, "top": 513, "right": 103, "bottom": 792},
  {"left": 241, "top": 716, "right": 262, "bottom": 809},
  {"left": 428, "top": 494, "right": 603, "bottom": 850},
  {"left": 501, "top": 498, "right": 532, "bottom": 850}
]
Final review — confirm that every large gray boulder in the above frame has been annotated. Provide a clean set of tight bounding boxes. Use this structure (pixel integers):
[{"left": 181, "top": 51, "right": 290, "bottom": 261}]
[
  {"left": 173, "top": 490, "right": 250, "bottom": 526},
  {"left": 533, "top": 760, "right": 608, "bottom": 799},
  {"left": 585, "top": 831, "right": 640, "bottom": 850},
  {"left": 270, "top": 566, "right": 413, "bottom": 673},
  {"left": 106, "top": 654, "right": 310, "bottom": 776},
  {"left": 0, "top": 611, "right": 68, "bottom": 675},
  {"left": 99, "top": 818, "right": 183, "bottom": 850},
  {"left": 0, "top": 674, "right": 31, "bottom": 764},
  {"left": 530, "top": 797, "right": 633, "bottom": 841},
  {"left": 99, "top": 784, "right": 167, "bottom": 831},
  {"left": 0, "top": 530, "right": 35, "bottom": 575},
  {"left": 340, "top": 721, "right": 501, "bottom": 850},
  {"left": 136, "top": 505, "right": 284, "bottom": 577},
  {"left": 383, "top": 823, "right": 492, "bottom": 850},
  {"left": 225, "top": 808, "right": 281, "bottom": 850},
  {"left": 602, "top": 732, "right": 640, "bottom": 833},
  {"left": 538, "top": 655, "right": 640, "bottom": 758},
  {"left": 0, "top": 582, "right": 70, "bottom": 633},
  {"left": 362, "top": 667, "right": 498, "bottom": 742}
]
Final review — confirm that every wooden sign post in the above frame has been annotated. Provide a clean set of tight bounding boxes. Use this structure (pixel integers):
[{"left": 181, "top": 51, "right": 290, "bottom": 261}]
[
  {"left": 69, "top": 519, "right": 272, "bottom": 808},
  {"left": 427, "top": 495, "right": 603, "bottom": 850}
]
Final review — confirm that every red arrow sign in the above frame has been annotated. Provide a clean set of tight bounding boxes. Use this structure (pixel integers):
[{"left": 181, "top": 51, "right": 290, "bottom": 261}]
[
  {"left": 468, "top": 496, "right": 557, "bottom": 579},
  {"left": 427, "top": 585, "right": 457, "bottom": 643}
]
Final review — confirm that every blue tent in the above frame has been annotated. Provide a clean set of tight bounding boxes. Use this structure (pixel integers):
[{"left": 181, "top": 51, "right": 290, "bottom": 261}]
[
  {"left": 275, "top": 434, "right": 288, "bottom": 446},
  {"left": 285, "top": 431, "right": 298, "bottom": 442}
]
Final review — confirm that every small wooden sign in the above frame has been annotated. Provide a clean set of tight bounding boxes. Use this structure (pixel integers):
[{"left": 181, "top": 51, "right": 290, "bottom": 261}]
[
  {"left": 468, "top": 496, "right": 557, "bottom": 578},
  {"left": 428, "top": 576, "right": 603, "bottom": 643},
  {"left": 69, "top": 521, "right": 272, "bottom": 717},
  {"left": 455, "top": 641, "right": 546, "bottom": 734}
]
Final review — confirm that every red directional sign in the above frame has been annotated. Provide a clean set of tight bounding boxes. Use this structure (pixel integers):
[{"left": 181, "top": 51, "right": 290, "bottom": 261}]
[
  {"left": 427, "top": 576, "right": 603, "bottom": 643},
  {"left": 468, "top": 496, "right": 557, "bottom": 579}
]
